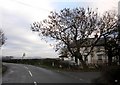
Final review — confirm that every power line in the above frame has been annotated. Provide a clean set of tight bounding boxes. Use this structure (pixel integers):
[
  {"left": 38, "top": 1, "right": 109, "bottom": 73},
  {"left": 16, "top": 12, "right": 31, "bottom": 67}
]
[{"left": 10, "top": 0, "right": 51, "bottom": 12}]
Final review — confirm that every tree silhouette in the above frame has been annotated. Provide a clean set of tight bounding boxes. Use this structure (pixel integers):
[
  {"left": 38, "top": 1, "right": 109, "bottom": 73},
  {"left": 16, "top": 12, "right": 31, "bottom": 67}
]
[{"left": 31, "top": 8, "right": 117, "bottom": 68}]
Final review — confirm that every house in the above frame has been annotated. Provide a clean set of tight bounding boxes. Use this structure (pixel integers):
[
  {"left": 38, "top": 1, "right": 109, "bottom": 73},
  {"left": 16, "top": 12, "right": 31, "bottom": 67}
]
[{"left": 70, "top": 38, "right": 108, "bottom": 65}]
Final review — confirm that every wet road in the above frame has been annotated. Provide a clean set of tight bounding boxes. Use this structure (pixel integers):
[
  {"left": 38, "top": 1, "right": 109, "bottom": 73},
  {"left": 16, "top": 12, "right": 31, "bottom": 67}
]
[{"left": 2, "top": 63, "right": 100, "bottom": 84}]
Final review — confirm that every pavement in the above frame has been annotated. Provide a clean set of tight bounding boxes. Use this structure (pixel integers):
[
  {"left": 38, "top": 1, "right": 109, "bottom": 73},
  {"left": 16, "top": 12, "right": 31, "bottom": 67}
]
[{"left": 2, "top": 63, "right": 101, "bottom": 84}]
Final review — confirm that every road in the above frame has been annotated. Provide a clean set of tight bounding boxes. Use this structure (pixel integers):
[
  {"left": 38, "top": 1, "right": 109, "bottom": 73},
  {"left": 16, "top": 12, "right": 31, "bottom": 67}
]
[{"left": 2, "top": 63, "right": 101, "bottom": 84}]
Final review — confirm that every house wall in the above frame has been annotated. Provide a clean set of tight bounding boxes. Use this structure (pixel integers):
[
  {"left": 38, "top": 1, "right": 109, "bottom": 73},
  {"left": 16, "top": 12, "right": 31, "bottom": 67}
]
[
  {"left": 81, "top": 46, "right": 107, "bottom": 65},
  {"left": 63, "top": 46, "right": 108, "bottom": 65}
]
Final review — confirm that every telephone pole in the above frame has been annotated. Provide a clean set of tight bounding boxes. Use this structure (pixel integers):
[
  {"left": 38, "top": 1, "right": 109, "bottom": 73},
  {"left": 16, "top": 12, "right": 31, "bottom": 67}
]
[{"left": 118, "top": 1, "right": 120, "bottom": 65}]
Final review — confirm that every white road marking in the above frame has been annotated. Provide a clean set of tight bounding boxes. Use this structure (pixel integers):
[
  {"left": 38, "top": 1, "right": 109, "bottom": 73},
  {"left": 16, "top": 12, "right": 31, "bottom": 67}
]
[
  {"left": 79, "top": 78, "right": 83, "bottom": 80},
  {"left": 24, "top": 66, "right": 29, "bottom": 69},
  {"left": 115, "top": 80, "right": 118, "bottom": 82},
  {"left": 34, "top": 81, "right": 37, "bottom": 85},
  {"left": 9, "top": 70, "right": 14, "bottom": 73},
  {"left": 28, "top": 71, "right": 33, "bottom": 77},
  {"left": 24, "top": 66, "right": 36, "bottom": 84}
]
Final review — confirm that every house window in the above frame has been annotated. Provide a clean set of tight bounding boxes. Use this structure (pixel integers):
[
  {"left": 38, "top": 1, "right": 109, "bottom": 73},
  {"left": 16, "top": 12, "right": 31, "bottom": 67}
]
[
  {"left": 97, "top": 47, "right": 101, "bottom": 52},
  {"left": 97, "top": 54, "right": 103, "bottom": 60}
]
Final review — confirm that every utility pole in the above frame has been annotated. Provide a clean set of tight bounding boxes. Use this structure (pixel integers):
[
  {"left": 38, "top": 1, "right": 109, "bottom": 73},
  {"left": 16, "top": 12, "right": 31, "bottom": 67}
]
[{"left": 118, "top": 1, "right": 120, "bottom": 65}]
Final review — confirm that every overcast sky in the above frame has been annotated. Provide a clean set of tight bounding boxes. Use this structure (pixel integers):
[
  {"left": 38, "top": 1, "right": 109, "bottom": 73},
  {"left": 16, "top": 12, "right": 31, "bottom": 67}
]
[{"left": 0, "top": 0, "right": 118, "bottom": 58}]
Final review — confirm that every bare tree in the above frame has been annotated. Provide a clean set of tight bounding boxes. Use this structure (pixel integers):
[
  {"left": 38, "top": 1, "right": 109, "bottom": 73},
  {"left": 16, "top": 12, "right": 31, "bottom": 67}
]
[
  {"left": 59, "top": 46, "right": 69, "bottom": 57},
  {"left": 93, "top": 11, "right": 118, "bottom": 66},
  {"left": 31, "top": 8, "right": 117, "bottom": 68},
  {"left": 86, "top": 11, "right": 117, "bottom": 57}
]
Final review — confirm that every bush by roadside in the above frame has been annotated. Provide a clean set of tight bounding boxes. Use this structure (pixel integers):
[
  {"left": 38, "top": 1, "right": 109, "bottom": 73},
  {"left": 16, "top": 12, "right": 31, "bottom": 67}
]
[{"left": 3, "top": 59, "right": 102, "bottom": 72}]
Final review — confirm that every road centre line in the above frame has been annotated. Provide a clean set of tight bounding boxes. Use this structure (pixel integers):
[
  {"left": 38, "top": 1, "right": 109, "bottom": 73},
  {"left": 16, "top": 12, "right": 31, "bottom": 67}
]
[
  {"left": 79, "top": 78, "right": 83, "bottom": 80},
  {"left": 24, "top": 66, "right": 33, "bottom": 77},
  {"left": 24, "top": 66, "right": 29, "bottom": 69},
  {"left": 24, "top": 66, "right": 37, "bottom": 84},
  {"left": 34, "top": 81, "right": 37, "bottom": 85},
  {"left": 28, "top": 71, "right": 33, "bottom": 77}
]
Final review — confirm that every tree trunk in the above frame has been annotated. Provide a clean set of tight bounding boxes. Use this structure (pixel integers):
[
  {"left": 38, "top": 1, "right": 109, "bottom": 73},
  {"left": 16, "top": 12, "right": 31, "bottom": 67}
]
[
  {"left": 118, "top": 53, "right": 120, "bottom": 65},
  {"left": 118, "top": 50, "right": 120, "bottom": 65},
  {"left": 108, "top": 50, "right": 112, "bottom": 66},
  {"left": 75, "top": 57, "right": 78, "bottom": 64},
  {"left": 76, "top": 52, "right": 88, "bottom": 69},
  {"left": 79, "top": 59, "right": 88, "bottom": 69},
  {"left": 108, "top": 56, "right": 112, "bottom": 66},
  {"left": 118, "top": 43, "right": 120, "bottom": 65}
]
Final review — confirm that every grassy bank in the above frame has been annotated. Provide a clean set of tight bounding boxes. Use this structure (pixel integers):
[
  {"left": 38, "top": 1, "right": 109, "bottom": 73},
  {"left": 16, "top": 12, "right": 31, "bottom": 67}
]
[{"left": 2, "top": 64, "right": 7, "bottom": 74}]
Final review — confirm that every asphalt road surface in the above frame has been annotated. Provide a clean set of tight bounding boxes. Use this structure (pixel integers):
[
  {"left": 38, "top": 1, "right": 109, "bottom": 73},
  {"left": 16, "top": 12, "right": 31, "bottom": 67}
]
[{"left": 2, "top": 63, "right": 101, "bottom": 84}]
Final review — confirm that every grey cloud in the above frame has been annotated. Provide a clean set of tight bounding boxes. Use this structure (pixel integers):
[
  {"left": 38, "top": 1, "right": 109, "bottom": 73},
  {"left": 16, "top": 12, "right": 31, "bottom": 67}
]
[{"left": 1, "top": 8, "right": 58, "bottom": 58}]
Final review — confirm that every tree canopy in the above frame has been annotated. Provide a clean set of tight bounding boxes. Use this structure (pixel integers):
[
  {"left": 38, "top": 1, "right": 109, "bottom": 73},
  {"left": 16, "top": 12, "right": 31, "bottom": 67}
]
[{"left": 31, "top": 7, "right": 117, "bottom": 68}]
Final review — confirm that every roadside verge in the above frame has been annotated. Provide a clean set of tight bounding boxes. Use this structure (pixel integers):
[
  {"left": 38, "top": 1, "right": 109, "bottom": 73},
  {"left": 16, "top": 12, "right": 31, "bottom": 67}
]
[{"left": 2, "top": 64, "right": 7, "bottom": 75}]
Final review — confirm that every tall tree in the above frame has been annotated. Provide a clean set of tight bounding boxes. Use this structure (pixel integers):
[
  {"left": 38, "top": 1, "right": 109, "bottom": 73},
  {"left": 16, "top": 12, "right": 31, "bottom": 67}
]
[
  {"left": 59, "top": 46, "right": 69, "bottom": 57},
  {"left": 100, "top": 11, "right": 118, "bottom": 66},
  {"left": 85, "top": 11, "right": 118, "bottom": 66},
  {"left": 31, "top": 8, "right": 117, "bottom": 68}
]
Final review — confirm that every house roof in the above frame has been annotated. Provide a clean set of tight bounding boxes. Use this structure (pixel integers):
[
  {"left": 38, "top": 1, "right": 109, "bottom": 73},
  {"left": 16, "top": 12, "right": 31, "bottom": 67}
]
[{"left": 70, "top": 38, "right": 105, "bottom": 48}]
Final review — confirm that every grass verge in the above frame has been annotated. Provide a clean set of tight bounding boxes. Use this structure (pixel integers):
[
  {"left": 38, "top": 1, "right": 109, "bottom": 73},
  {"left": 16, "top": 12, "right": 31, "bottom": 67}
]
[
  {"left": 2, "top": 64, "right": 7, "bottom": 74},
  {"left": 34, "top": 64, "right": 101, "bottom": 72}
]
